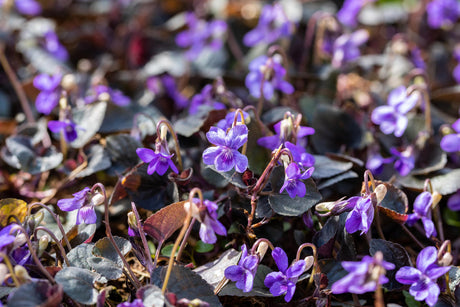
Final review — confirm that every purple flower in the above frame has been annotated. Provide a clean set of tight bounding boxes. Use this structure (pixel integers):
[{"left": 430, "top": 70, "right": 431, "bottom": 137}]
[
  {"left": 186, "top": 199, "right": 227, "bottom": 244},
  {"left": 33, "top": 73, "right": 62, "bottom": 115},
  {"left": 396, "top": 246, "right": 451, "bottom": 306},
  {"left": 366, "top": 152, "right": 394, "bottom": 175},
  {"left": 136, "top": 144, "right": 178, "bottom": 176},
  {"left": 440, "top": 118, "right": 460, "bottom": 152},
  {"left": 117, "top": 299, "right": 144, "bottom": 307},
  {"left": 280, "top": 163, "right": 314, "bottom": 198},
  {"left": 390, "top": 147, "right": 415, "bottom": 176},
  {"left": 43, "top": 30, "right": 69, "bottom": 62},
  {"left": 216, "top": 110, "right": 250, "bottom": 130},
  {"left": 371, "top": 86, "right": 419, "bottom": 137},
  {"left": 0, "top": 225, "right": 17, "bottom": 254},
  {"left": 332, "top": 29, "right": 368, "bottom": 68},
  {"left": 337, "top": 0, "right": 376, "bottom": 28},
  {"left": 264, "top": 247, "right": 306, "bottom": 302},
  {"left": 453, "top": 47, "right": 460, "bottom": 84},
  {"left": 146, "top": 76, "right": 188, "bottom": 109},
  {"left": 332, "top": 252, "right": 395, "bottom": 294},
  {"left": 2, "top": 0, "right": 42, "bottom": 15},
  {"left": 176, "top": 13, "right": 227, "bottom": 60},
  {"left": 57, "top": 187, "right": 97, "bottom": 225},
  {"left": 224, "top": 245, "right": 259, "bottom": 292},
  {"left": 407, "top": 192, "right": 436, "bottom": 238},
  {"left": 85, "top": 85, "right": 130, "bottom": 106},
  {"left": 426, "top": 0, "right": 460, "bottom": 29},
  {"left": 243, "top": 3, "right": 294, "bottom": 47},
  {"left": 245, "top": 55, "right": 294, "bottom": 100},
  {"left": 257, "top": 119, "right": 315, "bottom": 151},
  {"left": 189, "top": 84, "right": 226, "bottom": 115},
  {"left": 411, "top": 46, "right": 426, "bottom": 70},
  {"left": 447, "top": 189, "right": 460, "bottom": 211},
  {"left": 202, "top": 124, "right": 248, "bottom": 173},
  {"left": 48, "top": 119, "right": 78, "bottom": 142},
  {"left": 285, "top": 142, "right": 315, "bottom": 170},
  {"left": 345, "top": 195, "right": 374, "bottom": 235}
]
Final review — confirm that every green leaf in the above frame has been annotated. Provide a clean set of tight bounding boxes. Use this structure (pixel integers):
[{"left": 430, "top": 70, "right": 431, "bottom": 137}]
[
  {"left": 403, "top": 290, "right": 421, "bottom": 307},
  {"left": 160, "top": 243, "right": 177, "bottom": 257},
  {"left": 55, "top": 267, "right": 99, "bottom": 305},
  {"left": 195, "top": 241, "right": 214, "bottom": 253}
]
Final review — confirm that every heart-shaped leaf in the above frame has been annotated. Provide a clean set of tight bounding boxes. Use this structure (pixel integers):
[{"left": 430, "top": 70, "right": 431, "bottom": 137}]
[
  {"left": 219, "top": 264, "right": 273, "bottom": 297},
  {"left": 174, "top": 107, "right": 226, "bottom": 137},
  {"left": 93, "top": 236, "right": 132, "bottom": 266},
  {"left": 55, "top": 267, "right": 99, "bottom": 305},
  {"left": 144, "top": 201, "right": 187, "bottom": 244},
  {"left": 194, "top": 248, "right": 240, "bottom": 290},
  {"left": 70, "top": 102, "right": 107, "bottom": 148},
  {"left": 201, "top": 164, "right": 248, "bottom": 189},
  {"left": 136, "top": 284, "right": 165, "bottom": 307},
  {"left": 7, "top": 280, "right": 63, "bottom": 307},
  {"left": 374, "top": 182, "right": 409, "bottom": 224}
]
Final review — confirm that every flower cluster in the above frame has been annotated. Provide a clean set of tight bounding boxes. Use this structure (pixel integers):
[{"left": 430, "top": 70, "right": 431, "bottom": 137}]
[
  {"left": 332, "top": 29, "right": 369, "bottom": 68},
  {"left": 185, "top": 198, "right": 227, "bottom": 244},
  {"left": 243, "top": 3, "right": 294, "bottom": 47},
  {"left": 33, "top": 73, "right": 62, "bottom": 115},
  {"left": 245, "top": 55, "right": 294, "bottom": 100},
  {"left": 176, "top": 13, "right": 227, "bottom": 60},
  {"left": 136, "top": 142, "right": 178, "bottom": 176},
  {"left": 146, "top": 75, "right": 188, "bottom": 109},
  {"left": 84, "top": 85, "right": 130, "bottom": 106},
  {"left": 337, "top": 0, "right": 376, "bottom": 28},
  {"left": 440, "top": 118, "right": 460, "bottom": 152},
  {"left": 224, "top": 245, "right": 259, "bottom": 292},
  {"left": 426, "top": 0, "right": 460, "bottom": 29},
  {"left": 57, "top": 187, "right": 104, "bottom": 225},
  {"left": 189, "top": 84, "right": 226, "bottom": 115},
  {"left": 406, "top": 191, "right": 436, "bottom": 238}
]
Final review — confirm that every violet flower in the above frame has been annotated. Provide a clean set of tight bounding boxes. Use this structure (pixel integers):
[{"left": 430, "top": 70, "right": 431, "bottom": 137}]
[
  {"left": 245, "top": 55, "right": 294, "bottom": 100},
  {"left": 84, "top": 85, "right": 130, "bottom": 106},
  {"left": 224, "top": 245, "right": 259, "bottom": 292},
  {"left": 280, "top": 163, "right": 314, "bottom": 198},
  {"left": 57, "top": 187, "right": 98, "bottom": 225},
  {"left": 371, "top": 86, "right": 419, "bottom": 137},
  {"left": 136, "top": 143, "right": 178, "bottom": 176},
  {"left": 257, "top": 119, "right": 315, "bottom": 151},
  {"left": 0, "top": 225, "right": 17, "bottom": 256},
  {"left": 43, "top": 30, "right": 69, "bottom": 62},
  {"left": 1, "top": 0, "right": 42, "bottom": 15},
  {"left": 117, "top": 299, "right": 144, "bottom": 307},
  {"left": 202, "top": 124, "right": 248, "bottom": 173},
  {"left": 264, "top": 247, "right": 306, "bottom": 302},
  {"left": 395, "top": 246, "right": 451, "bottom": 306},
  {"left": 426, "top": 0, "right": 460, "bottom": 29},
  {"left": 332, "top": 29, "right": 368, "bottom": 68},
  {"left": 176, "top": 13, "right": 227, "bottom": 60},
  {"left": 285, "top": 142, "right": 315, "bottom": 170},
  {"left": 216, "top": 110, "right": 250, "bottom": 130},
  {"left": 332, "top": 252, "right": 395, "bottom": 294},
  {"left": 189, "top": 84, "right": 226, "bottom": 115},
  {"left": 440, "top": 118, "right": 460, "bottom": 152},
  {"left": 48, "top": 119, "right": 79, "bottom": 143},
  {"left": 146, "top": 75, "right": 188, "bottom": 109},
  {"left": 390, "top": 147, "right": 415, "bottom": 176},
  {"left": 366, "top": 152, "right": 394, "bottom": 175},
  {"left": 337, "top": 0, "right": 376, "bottom": 28},
  {"left": 185, "top": 199, "right": 227, "bottom": 244},
  {"left": 243, "top": 3, "right": 294, "bottom": 47},
  {"left": 453, "top": 47, "right": 460, "bottom": 84},
  {"left": 406, "top": 192, "right": 436, "bottom": 238},
  {"left": 33, "top": 73, "right": 62, "bottom": 115},
  {"left": 447, "top": 189, "right": 460, "bottom": 211},
  {"left": 345, "top": 195, "right": 374, "bottom": 235}
]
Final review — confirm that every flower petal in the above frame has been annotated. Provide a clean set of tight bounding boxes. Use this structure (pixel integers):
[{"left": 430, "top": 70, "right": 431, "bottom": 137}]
[
  {"left": 286, "top": 260, "right": 306, "bottom": 278},
  {"left": 77, "top": 206, "right": 97, "bottom": 225},
  {"left": 413, "top": 192, "right": 433, "bottom": 217},
  {"left": 395, "top": 266, "right": 422, "bottom": 284},
  {"left": 272, "top": 247, "right": 289, "bottom": 273},
  {"left": 416, "top": 246, "right": 437, "bottom": 273},
  {"left": 202, "top": 146, "right": 222, "bottom": 166},
  {"left": 206, "top": 127, "right": 227, "bottom": 146},
  {"left": 233, "top": 151, "right": 248, "bottom": 173},
  {"left": 225, "top": 265, "right": 244, "bottom": 281},
  {"left": 136, "top": 148, "right": 156, "bottom": 163},
  {"left": 264, "top": 272, "right": 285, "bottom": 289}
]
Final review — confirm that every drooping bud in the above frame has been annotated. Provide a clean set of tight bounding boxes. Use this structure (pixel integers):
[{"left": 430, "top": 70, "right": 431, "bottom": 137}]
[
  {"left": 127, "top": 211, "right": 139, "bottom": 237},
  {"left": 14, "top": 265, "right": 32, "bottom": 284},
  {"left": 37, "top": 235, "right": 50, "bottom": 257},
  {"left": 90, "top": 192, "right": 105, "bottom": 207}
]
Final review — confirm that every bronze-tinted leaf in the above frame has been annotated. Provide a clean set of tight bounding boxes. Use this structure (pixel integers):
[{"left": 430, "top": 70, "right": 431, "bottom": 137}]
[
  {"left": 143, "top": 201, "right": 187, "bottom": 244},
  {"left": 373, "top": 182, "right": 409, "bottom": 224}
]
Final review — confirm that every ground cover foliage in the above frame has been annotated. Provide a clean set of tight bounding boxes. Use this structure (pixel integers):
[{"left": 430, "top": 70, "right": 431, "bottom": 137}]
[{"left": 0, "top": 0, "right": 460, "bottom": 306}]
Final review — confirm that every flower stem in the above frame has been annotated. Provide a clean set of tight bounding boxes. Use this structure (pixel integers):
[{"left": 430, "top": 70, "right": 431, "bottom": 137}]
[
  {"left": 156, "top": 119, "right": 183, "bottom": 172},
  {"left": 176, "top": 217, "right": 196, "bottom": 263},
  {"left": 95, "top": 183, "right": 141, "bottom": 289},
  {"left": 0, "top": 44, "right": 35, "bottom": 124},
  {"left": 232, "top": 108, "right": 248, "bottom": 156},
  {"left": 28, "top": 202, "right": 72, "bottom": 251},
  {"left": 257, "top": 77, "right": 265, "bottom": 119},
  {"left": 250, "top": 238, "right": 275, "bottom": 255},
  {"left": 364, "top": 170, "right": 376, "bottom": 194},
  {"left": 375, "top": 284, "right": 385, "bottom": 307},
  {"left": 131, "top": 202, "right": 154, "bottom": 273},
  {"left": 161, "top": 188, "right": 203, "bottom": 294},
  {"left": 401, "top": 224, "right": 425, "bottom": 249},
  {"left": 34, "top": 226, "right": 70, "bottom": 266},
  {"left": 296, "top": 243, "right": 317, "bottom": 293},
  {"left": 0, "top": 252, "right": 20, "bottom": 287}
]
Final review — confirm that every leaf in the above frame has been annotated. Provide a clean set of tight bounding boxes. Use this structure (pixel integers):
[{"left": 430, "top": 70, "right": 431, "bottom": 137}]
[
  {"left": 219, "top": 264, "right": 273, "bottom": 297},
  {"left": 193, "top": 248, "right": 240, "bottom": 290},
  {"left": 70, "top": 102, "right": 107, "bottom": 148},
  {"left": 75, "top": 144, "right": 112, "bottom": 178},
  {"left": 65, "top": 243, "right": 94, "bottom": 270},
  {"left": 245, "top": 115, "right": 271, "bottom": 174},
  {"left": 87, "top": 256, "right": 123, "bottom": 281},
  {"left": 151, "top": 265, "right": 222, "bottom": 306},
  {"left": 174, "top": 107, "right": 226, "bottom": 137},
  {"left": 0, "top": 198, "right": 27, "bottom": 227},
  {"left": 399, "top": 169, "right": 460, "bottom": 195},
  {"left": 311, "top": 105, "right": 363, "bottom": 154},
  {"left": 201, "top": 164, "right": 248, "bottom": 189},
  {"left": 374, "top": 182, "right": 409, "bottom": 224},
  {"left": 319, "top": 260, "right": 348, "bottom": 289},
  {"left": 93, "top": 236, "right": 132, "bottom": 266},
  {"left": 195, "top": 241, "right": 214, "bottom": 253},
  {"left": 7, "top": 280, "right": 63, "bottom": 307},
  {"left": 317, "top": 170, "right": 359, "bottom": 190},
  {"left": 448, "top": 266, "right": 460, "bottom": 293},
  {"left": 411, "top": 140, "right": 447, "bottom": 175},
  {"left": 312, "top": 155, "right": 354, "bottom": 179},
  {"left": 136, "top": 285, "right": 165, "bottom": 307},
  {"left": 1, "top": 135, "right": 63, "bottom": 175},
  {"left": 403, "top": 290, "right": 421, "bottom": 307},
  {"left": 143, "top": 201, "right": 187, "bottom": 244},
  {"left": 105, "top": 134, "right": 142, "bottom": 174},
  {"left": 55, "top": 267, "right": 99, "bottom": 305},
  {"left": 369, "top": 239, "right": 412, "bottom": 290},
  {"left": 100, "top": 104, "right": 162, "bottom": 134}
]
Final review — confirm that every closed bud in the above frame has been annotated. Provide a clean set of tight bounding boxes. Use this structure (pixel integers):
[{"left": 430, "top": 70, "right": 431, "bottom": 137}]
[
  {"left": 127, "top": 212, "right": 139, "bottom": 237},
  {"left": 38, "top": 235, "right": 50, "bottom": 257},
  {"left": 0, "top": 264, "right": 7, "bottom": 284},
  {"left": 90, "top": 193, "right": 105, "bottom": 207},
  {"left": 14, "top": 265, "right": 32, "bottom": 284},
  {"left": 432, "top": 192, "right": 442, "bottom": 208},
  {"left": 256, "top": 241, "right": 268, "bottom": 260}
]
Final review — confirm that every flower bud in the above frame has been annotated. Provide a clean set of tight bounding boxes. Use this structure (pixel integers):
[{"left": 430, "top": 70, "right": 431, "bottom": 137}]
[
  {"left": 431, "top": 191, "right": 442, "bottom": 208},
  {"left": 14, "top": 265, "right": 32, "bottom": 284},
  {"left": 0, "top": 264, "right": 7, "bottom": 284},
  {"left": 90, "top": 193, "right": 105, "bottom": 207},
  {"left": 127, "top": 211, "right": 139, "bottom": 237},
  {"left": 256, "top": 241, "right": 268, "bottom": 259},
  {"left": 37, "top": 235, "right": 50, "bottom": 257}
]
